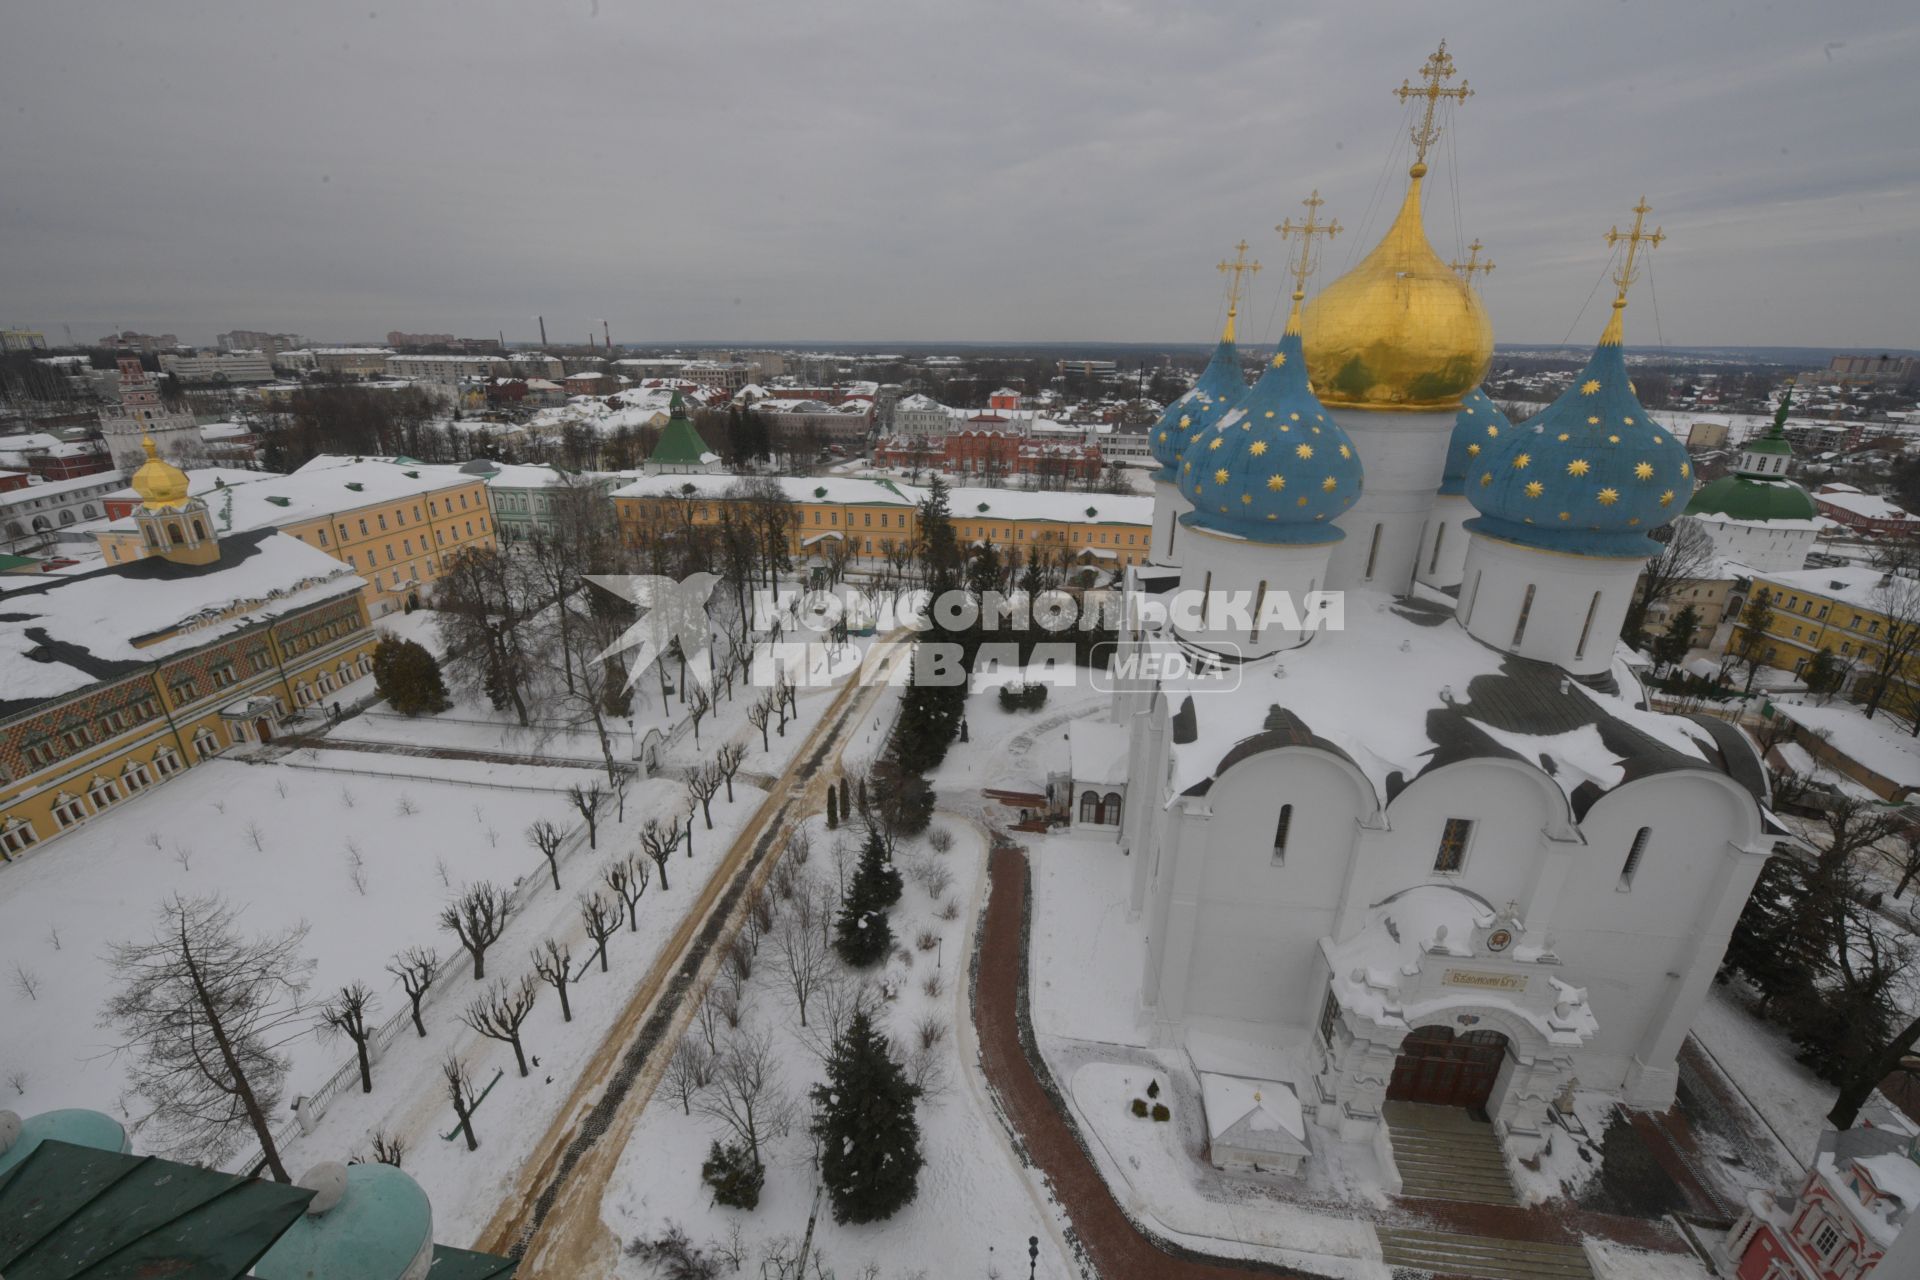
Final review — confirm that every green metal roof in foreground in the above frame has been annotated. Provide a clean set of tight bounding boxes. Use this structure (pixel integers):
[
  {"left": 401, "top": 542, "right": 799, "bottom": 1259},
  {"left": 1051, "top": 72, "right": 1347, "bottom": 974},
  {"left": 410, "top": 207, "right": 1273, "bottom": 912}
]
[
  {"left": 1685, "top": 472, "right": 1819, "bottom": 522},
  {"left": 0, "top": 1139, "right": 311, "bottom": 1279},
  {"left": 426, "top": 1244, "right": 522, "bottom": 1278}
]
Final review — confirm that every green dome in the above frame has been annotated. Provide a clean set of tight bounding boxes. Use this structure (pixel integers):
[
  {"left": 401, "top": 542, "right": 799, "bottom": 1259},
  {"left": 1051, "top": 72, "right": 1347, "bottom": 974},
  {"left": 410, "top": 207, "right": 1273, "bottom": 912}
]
[
  {"left": 0, "top": 1108, "right": 130, "bottom": 1177},
  {"left": 253, "top": 1163, "right": 433, "bottom": 1280},
  {"left": 1685, "top": 473, "right": 1818, "bottom": 522}
]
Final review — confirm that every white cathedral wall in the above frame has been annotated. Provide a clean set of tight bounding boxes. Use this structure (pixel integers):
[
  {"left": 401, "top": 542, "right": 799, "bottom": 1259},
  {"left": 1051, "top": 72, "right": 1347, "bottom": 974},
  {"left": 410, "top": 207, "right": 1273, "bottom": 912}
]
[
  {"left": 1321, "top": 408, "right": 1451, "bottom": 594},
  {"left": 1150, "top": 476, "right": 1191, "bottom": 567},
  {"left": 1413, "top": 493, "right": 1474, "bottom": 591},
  {"left": 1456, "top": 533, "right": 1644, "bottom": 678},
  {"left": 1172, "top": 528, "right": 1335, "bottom": 659}
]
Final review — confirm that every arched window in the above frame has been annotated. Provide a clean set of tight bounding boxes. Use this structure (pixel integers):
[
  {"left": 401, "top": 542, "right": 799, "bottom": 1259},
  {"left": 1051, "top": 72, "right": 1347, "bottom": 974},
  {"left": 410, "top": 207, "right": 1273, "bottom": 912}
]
[
  {"left": 193, "top": 518, "right": 206, "bottom": 539},
  {"left": 1511, "top": 584, "right": 1536, "bottom": 647},
  {"left": 58, "top": 509, "right": 74, "bottom": 526},
  {"left": 0, "top": 817, "right": 38, "bottom": 858},
  {"left": 1428, "top": 522, "right": 1446, "bottom": 574},
  {"left": 1079, "top": 790, "right": 1099, "bottom": 823},
  {"left": 1103, "top": 792, "right": 1123, "bottom": 825},
  {"left": 168, "top": 522, "right": 185, "bottom": 545},
  {"left": 1574, "top": 591, "right": 1602, "bottom": 659},
  {"left": 1250, "top": 581, "right": 1267, "bottom": 639},
  {"left": 1462, "top": 570, "right": 1482, "bottom": 626},
  {"left": 1364, "top": 524, "right": 1384, "bottom": 580},
  {"left": 87, "top": 776, "right": 121, "bottom": 810},
  {"left": 82, "top": 503, "right": 98, "bottom": 519},
  {"left": 142, "top": 523, "right": 160, "bottom": 548},
  {"left": 1620, "top": 826, "right": 1651, "bottom": 888},
  {"left": 1272, "top": 803, "right": 1293, "bottom": 864},
  {"left": 5, "top": 520, "right": 22, "bottom": 539}
]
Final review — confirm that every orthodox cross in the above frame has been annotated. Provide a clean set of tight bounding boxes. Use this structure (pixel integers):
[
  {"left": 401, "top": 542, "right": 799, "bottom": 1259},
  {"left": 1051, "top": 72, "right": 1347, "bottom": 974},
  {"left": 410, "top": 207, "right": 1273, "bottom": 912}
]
[
  {"left": 1276, "top": 190, "right": 1341, "bottom": 303},
  {"left": 1604, "top": 197, "right": 1665, "bottom": 299},
  {"left": 1450, "top": 238, "right": 1495, "bottom": 283},
  {"left": 1395, "top": 41, "right": 1472, "bottom": 172},
  {"left": 1215, "top": 239, "right": 1260, "bottom": 342}
]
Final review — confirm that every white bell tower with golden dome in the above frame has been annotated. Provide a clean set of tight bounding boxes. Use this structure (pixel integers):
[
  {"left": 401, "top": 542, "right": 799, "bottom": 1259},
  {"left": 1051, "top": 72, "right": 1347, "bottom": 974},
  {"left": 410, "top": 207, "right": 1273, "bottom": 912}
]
[
  {"left": 1305, "top": 43, "right": 1493, "bottom": 594},
  {"left": 129, "top": 437, "right": 220, "bottom": 566}
]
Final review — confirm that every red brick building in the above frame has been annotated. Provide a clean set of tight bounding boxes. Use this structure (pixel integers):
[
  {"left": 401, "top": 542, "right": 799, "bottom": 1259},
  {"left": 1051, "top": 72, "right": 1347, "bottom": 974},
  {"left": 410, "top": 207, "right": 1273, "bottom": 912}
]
[{"left": 1726, "top": 1123, "right": 1919, "bottom": 1278}]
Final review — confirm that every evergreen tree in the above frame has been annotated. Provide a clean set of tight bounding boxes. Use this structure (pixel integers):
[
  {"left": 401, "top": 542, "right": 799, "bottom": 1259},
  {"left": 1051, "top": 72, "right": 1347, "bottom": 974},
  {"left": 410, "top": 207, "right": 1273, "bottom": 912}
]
[
  {"left": 701, "top": 1139, "right": 765, "bottom": 1209},
  {"left": 1721, "top": 854, "right": 1817, "bottom": 1010},
  {"left": 373, "top": 638, "right": 451, "bottom": 716},
  {"left": 1651, "top": 604, "right": 1700, "bottom": 672},
  {"left": 1803, "top": 647, "right": 1842, "bottom": 698},
  {"left": 812, "top": 1010, "right": 924, "bottom": 1224},
  {"left": 833, "top": 832, "right": 900, "bottom": 967},
  {"left": 852, "top": 827, "right": 903, "bottom": 908},
  {"left": 826, "top": 787, "right": 839, "bottom": 829}
]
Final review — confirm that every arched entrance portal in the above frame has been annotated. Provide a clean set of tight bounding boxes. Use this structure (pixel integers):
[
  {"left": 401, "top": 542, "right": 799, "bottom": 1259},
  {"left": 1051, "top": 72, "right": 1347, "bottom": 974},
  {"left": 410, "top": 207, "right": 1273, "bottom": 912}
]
[{"left": 1386, "top": 1025, "right": 1509, "bottom": 1111}]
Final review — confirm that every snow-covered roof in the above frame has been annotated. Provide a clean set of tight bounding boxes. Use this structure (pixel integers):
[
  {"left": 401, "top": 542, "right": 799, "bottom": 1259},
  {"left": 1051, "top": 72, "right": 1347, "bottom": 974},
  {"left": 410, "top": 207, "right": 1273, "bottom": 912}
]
[
  {"left": 0, "top": 530, "right": 364, "bottom": 716},
  {"left": 97, "top": 468, "right": 282, "bottom": 507},
  {"left": 1773, "top": 699, "right": 1920, "bottom": 788},
  {"left": 1814, "top": 1127, "right": 1920, "bottom": 1246},
  {"left": 609, "top": 473, "right": 1153, "bottom": 527},
  {"left": 0, "top": 472, "right": 129, "bottom": 510},
  {"left": 1750, "top": 564, "right": 1906, "bottom": 613},
  {"left": 1142, "top": 588, "right": 1763, "bottom": 817},
  {"left": 1816, "top": 488, "right": 1919, "bottom": 523},
  {"left": 198, "top": 421, "right": 251, "bottom": 440},
  {"left": 1200, "top": 1073, "right": 1308, "bottom": 1154}
]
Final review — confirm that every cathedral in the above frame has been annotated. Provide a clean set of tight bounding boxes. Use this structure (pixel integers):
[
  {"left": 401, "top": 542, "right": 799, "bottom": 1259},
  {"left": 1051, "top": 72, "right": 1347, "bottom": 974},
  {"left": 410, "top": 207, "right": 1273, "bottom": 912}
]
[{"left": 1104, "top": 44, "right": 1776, "bottom": 1164}]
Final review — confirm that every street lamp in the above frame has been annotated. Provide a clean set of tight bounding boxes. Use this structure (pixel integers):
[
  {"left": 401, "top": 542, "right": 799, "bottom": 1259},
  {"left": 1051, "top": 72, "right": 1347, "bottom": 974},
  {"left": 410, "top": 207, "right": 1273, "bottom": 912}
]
[{"left": 1028, "top": 1235, "right": 1039, "bottom": 1278}]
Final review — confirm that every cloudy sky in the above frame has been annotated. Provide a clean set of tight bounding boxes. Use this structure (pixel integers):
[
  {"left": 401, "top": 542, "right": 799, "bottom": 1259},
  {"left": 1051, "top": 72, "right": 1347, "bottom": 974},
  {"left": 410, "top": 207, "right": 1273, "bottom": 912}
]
[{"left": 3, "top": 1, "right": 1915, "bottom": 350}]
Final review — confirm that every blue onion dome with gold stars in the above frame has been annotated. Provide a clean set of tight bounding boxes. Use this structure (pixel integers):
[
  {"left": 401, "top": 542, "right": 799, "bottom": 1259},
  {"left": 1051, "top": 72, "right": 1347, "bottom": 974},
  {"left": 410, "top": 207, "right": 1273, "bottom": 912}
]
[
  {"left": 1174, "top": 311, "right": 1362, "bottom": 544},
  {"left": 1466, "top": 310, "right": 1690, "bottom": 557},
  {"left": 1151, "top": 336, "right": 1247, "bottom": 480},
  {"left": 1439, "top": 388, "right": 1512, "bottom": 496}
]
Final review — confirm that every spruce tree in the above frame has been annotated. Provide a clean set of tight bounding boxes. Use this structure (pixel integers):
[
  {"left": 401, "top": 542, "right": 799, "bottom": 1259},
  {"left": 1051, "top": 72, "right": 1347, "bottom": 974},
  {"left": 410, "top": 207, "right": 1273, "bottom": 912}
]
[
  {"left": 812, "top": 1010, "right": 924, "bottom": 1224},
  {"left": 826, "top": 787, "right": 839, "bottom": 829},
  {"left": 853, "top": 827, "right": 903, "bottom": 908},
  {"left": 834, "top": 896, "right": 893, "bottom": 967},
  {"left": 373, "top": 638, "right": 451, "bottom": 716}
]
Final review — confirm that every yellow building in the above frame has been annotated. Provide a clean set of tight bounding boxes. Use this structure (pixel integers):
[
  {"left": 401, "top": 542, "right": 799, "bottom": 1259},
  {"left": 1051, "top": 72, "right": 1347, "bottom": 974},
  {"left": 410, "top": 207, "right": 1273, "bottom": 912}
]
[
  {"left": 96, "top": 455, "right": 494, "bottom": 616},
  {"left": 612, "top": 475, "right": 1154, "bottom": 569},
  {"left": 1730, "top": 565, "right": 1920, "bottom": 708},
  {"left": 1, "top": 441, "right": 378, "bottom": 860}
]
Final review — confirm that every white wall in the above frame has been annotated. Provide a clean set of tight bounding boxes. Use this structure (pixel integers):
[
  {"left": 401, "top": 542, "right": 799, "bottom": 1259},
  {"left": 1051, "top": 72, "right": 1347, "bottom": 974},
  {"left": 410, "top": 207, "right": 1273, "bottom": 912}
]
[
  {"left": 1414, "top": 493, "right": 1474, "bottom": 590},
  {"left": 1456, "top": 533, "right": 1644, "bottom": 678},
  {"left": 1150, "top": 476, "right": 1190, "bottom": 567},
  {"left": 1172, "top": 526, "right": 1335, "bottom": 658},
  {"left": 1322, "top": 408, "right": 1451, "bottom": 594},
  {"left": 1688, "top": 514, "right": 1817, "bottom": 575}
]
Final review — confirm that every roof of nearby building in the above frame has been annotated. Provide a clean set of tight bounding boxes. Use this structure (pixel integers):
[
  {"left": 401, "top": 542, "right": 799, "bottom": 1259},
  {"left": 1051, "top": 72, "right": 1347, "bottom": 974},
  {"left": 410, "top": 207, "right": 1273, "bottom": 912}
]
[
  {"left": 99, "top": 456, "right": 479, "bottom": 537},
  {"left": 0, "top": 528, "right": 364, "bottom": 716},
  {"left": 1199, "top": 1072, "right": 1309, "bottom": 1154},
  {"left": 1686, "top": 473, "right": 1819, "bottom": 522},
  {"left": 1774, "top": 698, "right": 1920, "bottom": 789},
  {"left": 646, "top": 398, "right": 718, "bottom": 466},
  {"left": 98, "top": 467, "right": 282, "bottom": 507},
  {"left": 0, "top": 471, "right": 130, "bottom": 510},
  {"left": 1815, "top": 487, "right": 1919, "bottom": 523}
]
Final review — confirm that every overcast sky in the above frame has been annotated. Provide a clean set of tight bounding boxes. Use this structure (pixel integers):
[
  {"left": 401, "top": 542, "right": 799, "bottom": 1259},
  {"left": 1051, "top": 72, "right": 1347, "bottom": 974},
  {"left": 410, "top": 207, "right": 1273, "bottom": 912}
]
[{"left": 3, "top": 1, "right": 1916, "bottom": 350}]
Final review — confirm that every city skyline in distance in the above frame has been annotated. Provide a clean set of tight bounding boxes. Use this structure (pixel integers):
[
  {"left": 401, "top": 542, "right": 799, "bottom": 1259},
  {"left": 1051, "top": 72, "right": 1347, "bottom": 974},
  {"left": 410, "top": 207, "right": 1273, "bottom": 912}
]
[{"left": 4, "top": 1, "right": 1917, "bottom": 350}]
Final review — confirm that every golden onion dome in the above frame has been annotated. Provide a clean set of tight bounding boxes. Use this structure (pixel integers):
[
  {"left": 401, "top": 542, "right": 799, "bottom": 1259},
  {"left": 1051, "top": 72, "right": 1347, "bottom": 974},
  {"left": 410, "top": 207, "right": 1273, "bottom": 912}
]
[
  {"left": 131, "top": 436, "right": 192, "bottom": 509},
  {"left": 1302, "top": 166, "right": 1492, "bottom": 412}
]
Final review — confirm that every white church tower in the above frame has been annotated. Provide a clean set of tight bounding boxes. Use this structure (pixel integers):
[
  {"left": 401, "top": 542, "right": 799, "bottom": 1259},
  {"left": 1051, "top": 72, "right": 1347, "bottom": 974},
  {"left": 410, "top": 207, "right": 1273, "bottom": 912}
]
[
  {"left": 100, "top": 356, "right": 198, "bottom": 473},
  {"left": 1302, "top": 42, "right": 1494, "bottom": 595},
  {"left": 1456, "top": 200, "right": 1691, "bottom": 680}
]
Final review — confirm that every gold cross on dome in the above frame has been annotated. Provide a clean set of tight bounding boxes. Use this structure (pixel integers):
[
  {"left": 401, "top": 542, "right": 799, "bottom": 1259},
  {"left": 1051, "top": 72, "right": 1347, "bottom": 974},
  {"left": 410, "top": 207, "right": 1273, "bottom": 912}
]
[
  {"left": 1450, "top": 238, "right": 1495, "bottom": 283},
  {"left": 1277, "top": 190, "right": 1341, "bottom": 303},
  {"left": 1395, "top": 41, "right": 1472, "bottom": 172},
  {"left": 1604, "top": 197, "right": 1665, "bottom": 299},
  {"left": 1215, "top": 239, "right": 1260, "bottom": 342}
]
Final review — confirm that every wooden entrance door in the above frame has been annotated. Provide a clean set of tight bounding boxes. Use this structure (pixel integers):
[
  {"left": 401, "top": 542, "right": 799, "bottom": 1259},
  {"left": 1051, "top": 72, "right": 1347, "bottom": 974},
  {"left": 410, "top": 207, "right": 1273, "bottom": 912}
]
[{"left": 1385, "top": 1026, "right": 1509, "bottom": 1110}]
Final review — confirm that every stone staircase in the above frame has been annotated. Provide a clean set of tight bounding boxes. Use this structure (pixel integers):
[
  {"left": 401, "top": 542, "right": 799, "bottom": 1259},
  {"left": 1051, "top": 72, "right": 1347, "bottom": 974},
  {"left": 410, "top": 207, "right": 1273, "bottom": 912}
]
[
  {"left": 1383, "top": 1101, "right": 1517, "bottom": 1205},
  {"left": 1376, "top": 1226, "right": 1594, "bottom": 1280}
]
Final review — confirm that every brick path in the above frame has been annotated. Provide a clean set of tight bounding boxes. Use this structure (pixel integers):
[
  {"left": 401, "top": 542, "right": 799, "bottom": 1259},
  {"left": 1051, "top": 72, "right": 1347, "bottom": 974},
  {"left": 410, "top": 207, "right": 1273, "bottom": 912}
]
[{"left": 974, "top": 846, "right": 1691, "bottom": 1279}]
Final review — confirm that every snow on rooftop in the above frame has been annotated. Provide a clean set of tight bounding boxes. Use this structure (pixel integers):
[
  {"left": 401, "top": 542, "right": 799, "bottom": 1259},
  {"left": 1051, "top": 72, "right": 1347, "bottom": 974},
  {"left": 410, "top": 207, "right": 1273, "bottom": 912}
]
[
  {"left": 0, "top": 530, "right": 362, "bottom": 712},
  {"left": 1199, "top": 1072, "right": 1308, "bottom": 1148},
  {"left": 1066, "top": 720, "right": 1130, "bottom": 786},
  {"left": 102, "top": 457, "right": 478, "bottom": 535},
  {"left": 1774, "top": 698, "right": 1920, "bottom": 788}
]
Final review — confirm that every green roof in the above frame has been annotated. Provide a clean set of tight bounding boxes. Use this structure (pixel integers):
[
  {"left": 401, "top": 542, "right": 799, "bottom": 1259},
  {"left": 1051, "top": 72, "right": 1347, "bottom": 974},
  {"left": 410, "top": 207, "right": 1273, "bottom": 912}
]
[
  {"left": 1686, "top": 473, "right": 1819, "bottom": 522},
  {"left": 647, "top": 396, "right": 713, "bottom": 467},
  {"left": 1741, "top": 434, "right": 1793, "bottom": 457},
  {"left": 0, "top": 1139, "right": 311, "bottom": 1279}
]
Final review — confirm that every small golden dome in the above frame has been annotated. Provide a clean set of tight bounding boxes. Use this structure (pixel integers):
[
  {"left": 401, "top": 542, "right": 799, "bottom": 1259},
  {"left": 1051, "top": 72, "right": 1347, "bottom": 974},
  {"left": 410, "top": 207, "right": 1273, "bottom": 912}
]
[
  {"left": 1302, "top": 172, "right": 1493, "bottom": 411},
  {"left": 131, "top": 436, "right": 192, "bottom": 509}
]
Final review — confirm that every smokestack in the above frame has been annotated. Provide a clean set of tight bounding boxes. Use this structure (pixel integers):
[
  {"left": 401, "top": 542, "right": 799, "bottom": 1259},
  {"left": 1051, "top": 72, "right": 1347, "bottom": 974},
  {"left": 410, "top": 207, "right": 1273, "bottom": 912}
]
[
  {"left": 538, "top": 315, "right": 547, "bottom": 347},
  {"left": 603, "top": 319, "right": 611, "bottom": 349},
  {"left": 498, "top": 329, "right": 505, "bottom": 350}
]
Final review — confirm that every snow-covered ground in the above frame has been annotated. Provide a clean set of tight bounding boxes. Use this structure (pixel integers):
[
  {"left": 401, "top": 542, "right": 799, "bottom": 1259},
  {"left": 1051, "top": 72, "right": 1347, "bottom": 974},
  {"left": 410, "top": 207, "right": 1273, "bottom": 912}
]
[
  {"left": 1692, "top": 984, "right": 1833, "bottom": 1164},
  {"left": 0, "top": 755, "right": 579, "bottom": 1129},
  {"left": 600, "top": 815, "right": 1072, "bottom": 1277}
]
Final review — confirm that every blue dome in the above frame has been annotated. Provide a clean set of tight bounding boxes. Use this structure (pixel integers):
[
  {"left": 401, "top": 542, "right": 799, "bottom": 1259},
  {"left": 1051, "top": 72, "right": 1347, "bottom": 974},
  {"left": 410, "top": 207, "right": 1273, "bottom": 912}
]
[
  {"left": 0, "top": 1108, "right": 129, "bottom": 1178},
  {"left": 1466, "top": 325, "right": 1690, "bottom": 557},
  {"left": 1173, "top": 323, "right": 1362, "bottom": 543},
  {"left": 254, "top": 1163, "right": 433, "bottom": 1280},
  {"left": 1150, "top": 337, "right": 1247, "bottom": 479},
  {"left": 1438, "top": 387, "right": 1513, "bottom": 496}
]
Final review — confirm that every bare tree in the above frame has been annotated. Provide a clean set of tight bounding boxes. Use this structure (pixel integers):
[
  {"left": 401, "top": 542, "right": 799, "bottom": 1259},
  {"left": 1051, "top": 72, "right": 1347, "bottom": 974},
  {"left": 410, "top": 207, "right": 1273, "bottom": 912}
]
[
  {"left": 320, "top": 981, "right": 379, "bottom": 1094},
  {"left": 444, "top": 1053, "right": 480, "bottom": 1151},
  {"left": 747, "top": 697, "right": 772, "bottom": 752},
  {"left": 460, "top": 973, "right": 540, "bottom": 1077},
  {"left": 687, "top": 762, "right": 723, "bottom": 830},
  {"left": 696, "top": 1027, "right": 793, "bottom": 1164},
  {"left": 605, "top": 853, "right": 651, "bottom": 930},
  {"left": 532, "top": 937, "right": 574, "bottom": 1022},
  {"left": 642, "top": 818, "right": 678, "bottom": 891},
  {"left": 798, "top": 971, "right": 878, "bottom": 1064},
  {"left": 436, "top": 545, "right": 538, "bottom": 726},
  {"left": 773, "top": 911, "right": 832, "bottom": 1027},
  {"left": 665, "top": 1036, "right": 715, "bottom": 1115},
  {"left": 1624, "top": 519, "right": 1717, "bottom": 642},
  {"left": 695, "top": 987, "right": 724, "bottom": 1053},
  {"left": 716, "top": 739, "right": 747, "bottom": 802},
  {"left": 1864, "top": 567, "right": 1920, "bottom": 724},
  {"left": 568, "top": 782, "right": 605, "bottom": 849},
  {"left": 101, "top": 894, "right": 313, "bottom": 1181},
  {"left": 368, "top": 1128, "right": 406, "bottom": 1167},
  {"left": 580, "top": 891, "right": 620, "bottom": 973},
  {"left": 440, "top": 882, "right": 512, "bottom": 980},
  {"left": 386, "top": 946, "right": 439, "bottom": 1038},
  {"left": 1891, "top": 826, "right": 1920, "bottom": 900},
  {"left": 528, "top": 819, "right": 566, "bottom": 890},
  {"left": 688, "top": 685, "right": 712, "bottom": 748}
]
